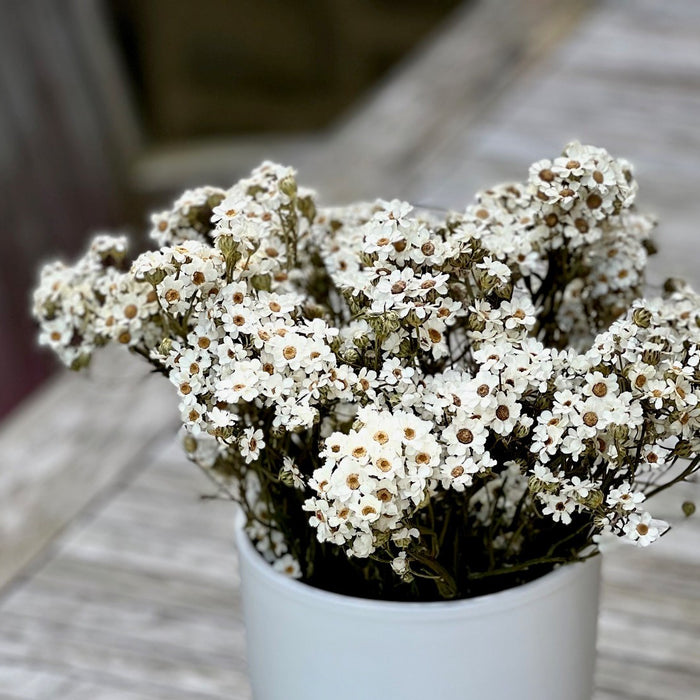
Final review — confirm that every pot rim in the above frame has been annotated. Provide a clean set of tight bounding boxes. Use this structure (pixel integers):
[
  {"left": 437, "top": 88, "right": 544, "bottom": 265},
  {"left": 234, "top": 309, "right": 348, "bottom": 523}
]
[{"left": 234, "top": 510, "right": 601, "bottom": 617}]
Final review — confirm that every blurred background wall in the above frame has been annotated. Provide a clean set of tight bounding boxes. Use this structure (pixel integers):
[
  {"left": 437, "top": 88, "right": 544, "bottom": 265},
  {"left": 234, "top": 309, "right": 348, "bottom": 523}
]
[{"left": 0, "top": 0, "right": 462, "bottom": 419}]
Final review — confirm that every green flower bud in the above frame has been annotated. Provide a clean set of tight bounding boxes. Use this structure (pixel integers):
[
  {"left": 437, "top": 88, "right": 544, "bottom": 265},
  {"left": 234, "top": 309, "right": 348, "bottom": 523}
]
[
  {"left": 682, "top": 501, "right": 696, "bottom": 517},
  {"left": 69, "top": 353, "right": 92, "bottom": 371},
  {"left": 183, "top": 435, "right": 198, "bottom": 454},
  {"left": 663, "top": 277, "right": 685, "bottom": 294},
  {"left": 373, "top": 531, "right": 392, "bottom": 548},
  {"left": 513, "top": 421, "right": 531, "bottom": 439},
  {"left": 632, "top": 307, "right": 652, "bottom": 329},
  {"left": 467, "top": 314, "right": 486, "bottom": 332},
  {"left": 495, "top": 283, "right": 513, "bottom": 300},
  {"left": 279, "top": 468, "right": 295, "bottom": 488},
  {"left": 612, "top": 425, "right": 629, "bottom": 442},
  {"left": 642, "top": 348, "right": 661, "bottom": 366},
  {"left": 211, "top": 425, "right": 234, "bottom": 440},
  {"left": 250, "top": 274, "right": 272, "bottom": 292},
  {"left": 297, "top": 195, "right": 316, "bottom": 222},
  {"left": 207, "top": 192, "right": 225, "bottom": 209},
  {"left": 342, "top": 348, "right": 360, "bottom": 363},
  {"left": 673, "top": 439, "right": 693, "bottom": 458},
  {"left": 217, "top": 234, "right": 237, "bottom": 257},
  {"left": 279, "top": 175, "right": 297, "bottom": 199},
  {"left": 144, "top": 268, "right": 167, "bottom": 287},
  {"left": 584, "top": 490, "right": 604, "bottom": 509},
  {"left": 353, "top": 334, "right": 370, "bottom": 350}
]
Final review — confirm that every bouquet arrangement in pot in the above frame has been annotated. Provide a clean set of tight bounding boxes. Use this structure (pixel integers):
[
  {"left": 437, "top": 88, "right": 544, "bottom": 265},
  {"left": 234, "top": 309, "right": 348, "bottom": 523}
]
[{"left": 33, "top": 143, "right": 700, "bottom": 601}]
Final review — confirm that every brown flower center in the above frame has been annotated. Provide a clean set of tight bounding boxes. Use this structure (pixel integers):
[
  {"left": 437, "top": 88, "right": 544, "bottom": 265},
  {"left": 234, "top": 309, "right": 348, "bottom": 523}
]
[
  {"left": 586, "top": 193, "right": 602, "bottom": 209},
  {"left": 377, "top": 458, "right": 392, "bottom": 472},
  {"left": 496, "top": 405, "right": 510, "bottom": 421},
  {"left": 457, "top": 428, "right": 474, "bottom": 445},
  {"left": 373, "top": 431, "right": 389, "bottom": 445},
  {"left": 545, "top": 213, "right": 558, "bottom": 227},
  {"left": 592, "top": 382, "right": 608, "bottom": 397},
  {"left": 583, "top": 411, "right": 598, "bottom": 427},
  {"left": 124, "top": 304, "right": 138, "bottom": 319}
]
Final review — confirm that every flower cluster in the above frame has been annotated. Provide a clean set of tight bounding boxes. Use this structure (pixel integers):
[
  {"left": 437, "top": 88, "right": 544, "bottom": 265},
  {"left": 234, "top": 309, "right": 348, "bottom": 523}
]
[{"left": 34, "top": 146, "right": 699, "bottom": 600}]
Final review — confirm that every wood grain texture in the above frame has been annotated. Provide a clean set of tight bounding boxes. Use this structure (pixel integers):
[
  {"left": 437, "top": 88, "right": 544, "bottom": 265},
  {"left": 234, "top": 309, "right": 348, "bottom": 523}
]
[
  {"left": 1, "top": 0, "right": 700, "bottom": 697},
  {"left": 0, "top": 348, "right": 179, "bottom": 589}
]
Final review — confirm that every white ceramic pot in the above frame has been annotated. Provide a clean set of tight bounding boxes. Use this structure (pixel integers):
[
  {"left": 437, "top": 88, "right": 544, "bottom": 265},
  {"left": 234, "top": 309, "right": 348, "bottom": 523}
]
[{"left": 235, "top": 521, "right": 601, "bottom": 700}]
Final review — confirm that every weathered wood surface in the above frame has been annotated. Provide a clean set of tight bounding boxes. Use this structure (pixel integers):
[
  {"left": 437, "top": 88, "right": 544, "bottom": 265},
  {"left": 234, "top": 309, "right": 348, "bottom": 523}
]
[
  {"left": 0, "top": 348, "right": 178, "bottom": 591},
  {"left": 2, "top": 0, "right": 700, "bottom": 698}
]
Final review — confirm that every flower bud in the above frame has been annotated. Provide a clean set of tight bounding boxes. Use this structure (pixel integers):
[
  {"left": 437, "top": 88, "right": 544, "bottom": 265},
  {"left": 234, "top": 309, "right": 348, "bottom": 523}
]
[
  {"left": 144, "top": 268, "right": 167, "bottom": 287},
  {"left": 682, "top": 501, "right": 696, "bottom": 517},
  {"left": 495, "top": 282, "right": 513, "bottom": 300},
  {"left": 467, "top": 314, "right": 486, "bottom": 332},
  {"left": 217, "top": 234, "right": 237, "bottom": 257},
  {"left": 207, "top": 193, "right": 225, "bottom": 209},
  {"left": 297, "top": 194, "right": 316, "bottom": 222},
  {"left": 663, "top": 277, "right": 685, "bottom": 294},
  {"left": 69, "top": 353, "right": 91, "bottom": 371},
  {"left": 279, "top": 175, "right": 297, "bottom": 199},
  {"left": 673, "top": 439, "right": 693, "bottom": 458},
  {"left": 373, "top": 531, "right": 392, "bottom": 547},
  {"left": 513, "top": 421, "right": 531, "bottom": 439},
  {"left": 251, "top": 274, "right": 272, "bottom": 292},
  {"left": 632, "top": 307, "right": 652, "bottom": 328},
  {"left": 279, "top": 468, "right": 296, "bottom": 487},
  {"left": 612, "top": 425, "right": 629, "bottom": 442},
  {"left": 642, "top": 348, "right": 661, "bottom": 366},
  {"left": 584, "top": 490, "right": 604, "bottom": 509},
  {"left": 183, "top": 435, "right": 198, "bottom": 454},
  {"left": 353, "top": 335, "right": 370, "bottom": 350},
  {"left": 211, "top": 425, "right": 234, "bottom": 440}
]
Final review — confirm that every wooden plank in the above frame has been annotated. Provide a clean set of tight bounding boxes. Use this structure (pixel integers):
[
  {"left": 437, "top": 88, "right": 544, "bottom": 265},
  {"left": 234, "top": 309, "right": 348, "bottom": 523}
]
[
  {"left": 296, "top": 0, "right": 590, "bottom": 202},
  {"left": 0, "top": 348, "right": 179, "bottom": 589}
]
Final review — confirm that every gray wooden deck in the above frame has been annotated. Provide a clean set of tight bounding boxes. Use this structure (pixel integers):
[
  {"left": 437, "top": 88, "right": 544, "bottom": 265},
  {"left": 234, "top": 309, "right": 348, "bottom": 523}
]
[{"left": 2, "top": 1, "right": 700, "bottom": 698}]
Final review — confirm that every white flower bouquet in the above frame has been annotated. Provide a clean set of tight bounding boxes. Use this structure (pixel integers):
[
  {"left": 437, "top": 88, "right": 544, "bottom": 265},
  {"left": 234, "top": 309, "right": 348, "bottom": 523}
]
[{"left": 33, "top": 143, "right": 699, "bottom": 600}]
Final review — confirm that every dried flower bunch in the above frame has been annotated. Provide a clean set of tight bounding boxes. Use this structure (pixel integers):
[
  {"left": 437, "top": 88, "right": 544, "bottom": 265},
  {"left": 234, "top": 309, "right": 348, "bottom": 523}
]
[{"left": 34, "top": 143, "right": 700, "bottom": 600}]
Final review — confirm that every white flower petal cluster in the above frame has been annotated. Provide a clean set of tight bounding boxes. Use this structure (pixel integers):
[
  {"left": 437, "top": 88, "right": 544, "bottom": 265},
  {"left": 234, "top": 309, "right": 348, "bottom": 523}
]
[
  {"left": 33, "top": 145, "right": 700, "bottom": 596},
  {"left": 304, "top": 407, "right": 439, "bottom": 558}
]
